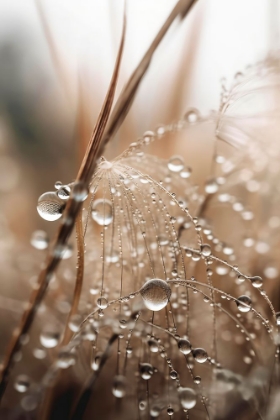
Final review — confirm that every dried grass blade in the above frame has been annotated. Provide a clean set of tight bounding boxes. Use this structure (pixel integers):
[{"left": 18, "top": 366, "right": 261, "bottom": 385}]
[{"left": 0, "top": 5, "right": 126, "bottom": 400}]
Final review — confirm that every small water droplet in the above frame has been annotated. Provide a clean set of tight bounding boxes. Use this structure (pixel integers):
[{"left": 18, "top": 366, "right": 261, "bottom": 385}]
[
  {"left": 112, "top": 375, "right": 126, "bottom": 398},
  {"left": 200, "top": 244, "right": 211, "bottom": 257},
  {"left": 97, "top": 297, "right": 108, "bottom": 309},
  {"left": 148, "top": 338, "right": 159, "bottom": 352},
  {"left": 178, "top": 338, "right": 192, "bottom": 355},
  {"left": 192, "top": 348, "right": 208, "bottom": 363},
  {"left": 91, "top": 199, "right": 113, "bottom": 226},
  {"left": 72, "top": 181, "right": 88, "bottom": 202},
  {"left": 56, "top": 348, "right": 77, "bottom": 369},
  {"left": 140, "top": 279, "right": 171, "bottom": 311},
  {"left": 168, "top": 156, "right": 184, "bottom": 172},
  {"left": 14, "top": 375, "right": 30, "bottom": 393},
  {"left": 57, "top": 185, "right": 71, "bottom": 200},
  {"left": 184, "top": 108, "right": 200, "bottom": 124},
  {"left": 40, "top": 327, "right": 60, "bottom": 348},
  {"left": 236, "top": 295, "right": 252, "bottom": 313},
  {"left": 249, "top": 276, "right": 263, "bottom": 288},
  {"left": 140, "top": 363, "right": 154, "bottom": 380},
  {"left": 205, "top": 179, "right": 219, "bottom": 194},
  {"left": 170, "top": 370, "right": 178, "bottom": 379},
  {"left": 30, "top": 230, "right": 49, "bottom": 250}
]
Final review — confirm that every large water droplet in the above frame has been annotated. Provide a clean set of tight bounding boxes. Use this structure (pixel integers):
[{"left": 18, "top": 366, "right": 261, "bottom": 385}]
[
  {"left": 178, "top": 387, "right": 197, "bottom": 409},
  {"left": 236, "top": 295, "right": 252, "bottom": 313},
  {"left": 37, "top": 192, "right": 65, "bottom": 221},
  {"left": 140, "top": 363, "right": 154, "bottom": 380},
  {"left": 112, "top": 375, "right": 126, "bottom": 398},
  {"left": 14, "top": 375, "right": 30, "bottom": 393},
  {"left": 30, "top": 230, "right": 49, "bottom": 250},
  {"left": 192, "top": 348, "right": 208, "bottom": 363},
  {"left": 178, "top": 338, "right": 192, "bottom": 355},
  {"left": 140, "top": 279, "right": 171, "bottom": 311},
  {"left": 168, "top": 156, "right": 184, "bottom": 172},
  {"left": 276, "top": 312, "right": 280, "bottom": 326},
  {"left": 91, "top": 198, "right": 113, "bottom": 226}
]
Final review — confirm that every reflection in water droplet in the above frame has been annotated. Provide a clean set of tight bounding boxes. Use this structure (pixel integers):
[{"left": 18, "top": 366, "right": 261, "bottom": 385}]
[
  {"left": 91, "top": 199, "right": 113, "bottom": 225},
  {"left": 140, "top": 279, "right": 171, "bottom": 311},
  {"left": 37, "top": 192, "right": 65, "bottom": 221}
]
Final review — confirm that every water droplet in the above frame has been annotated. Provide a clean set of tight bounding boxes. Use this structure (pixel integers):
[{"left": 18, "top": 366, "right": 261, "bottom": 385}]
[
  {"left": 14, "top": 375, "right": 30, "bottom": 393},
  {"left": 178, "top": 338, "right": 192, "bottom": 355},
  {"left": 30, "top": 230, "right": 49, "bottom": 250},
  {"left": 57, "top": 185, "right": 71, "bottom": 200},
  {"left": 276, "top": 312, "right": 280, "bottom": 326},
  {"left": 54, "top": 180, "right": 63, "bottom": 189},
  {"left": 56, "top": 349, "right": 77, "bottom": 369},
  {"left": 40, "top": 327, "right": 60, "bottom": 348},
  {"left": 91, "top": 199, "right": 113, "bottom": 226},
  {"left": 69, "top": 314, "right": 82, "bottom": 332},
  {"left": 249, "top": 276, "right": 263, "bottom": 288},
  {"left": 180, "top": 167, "right": 192, "bottom": 178},
  {"left": 170, "top": 370, "right": 178, "bottom": 379},
  {"left": 184, "top": 108, "right": 200, "bottom": 124},
  {"left": 192, "top": 348, "right": 208, "bottom": 363},
  {"left": 200, "top": 244, "right": 211, "bottom": 257},
  {"left": 112, "top": 375, "right": 126, "bottom": 398},
  {"left": 236, "top": 295, "right": 252, "bottom": 313},
  {"left": 92, "top": 353, "right": 102, "bottom": 371},
  {"left": 140, "top": 279, "right": 171, "bottom": 311},
  {"left": 167, "top": 407, "right": 174, "bottom": 416},
  {"left": 168, "top": 156, "right": 184, "bottom": 172},
  {"left": 140, "top": 363, "right": 154, "bottom": 380},
  {"left": 194, "top": 376, "right": 201, "bottom": 384},
  {"left": 21, "top": 395, "right": 38, "bottom": 411},
  {"left": 139, "top": 400, "right": 147, "bottom": 410},
  {"left": 205, "top": 179, "right": 219, "bottom": 194},
  {"left": 97, "top": 297, "right": 108, "bottom": 309},
  {"left": 72, "top": 181, "right": 88, "bottom": 202},
  {"left": 178, "top": 387, "right": 197, "bottom": 409},
  {"left": 148, "top": 338, "right": 159, "bottom": 352},
  {"left": 37, "top": 192, "right": 65, "bottom": 221}
]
